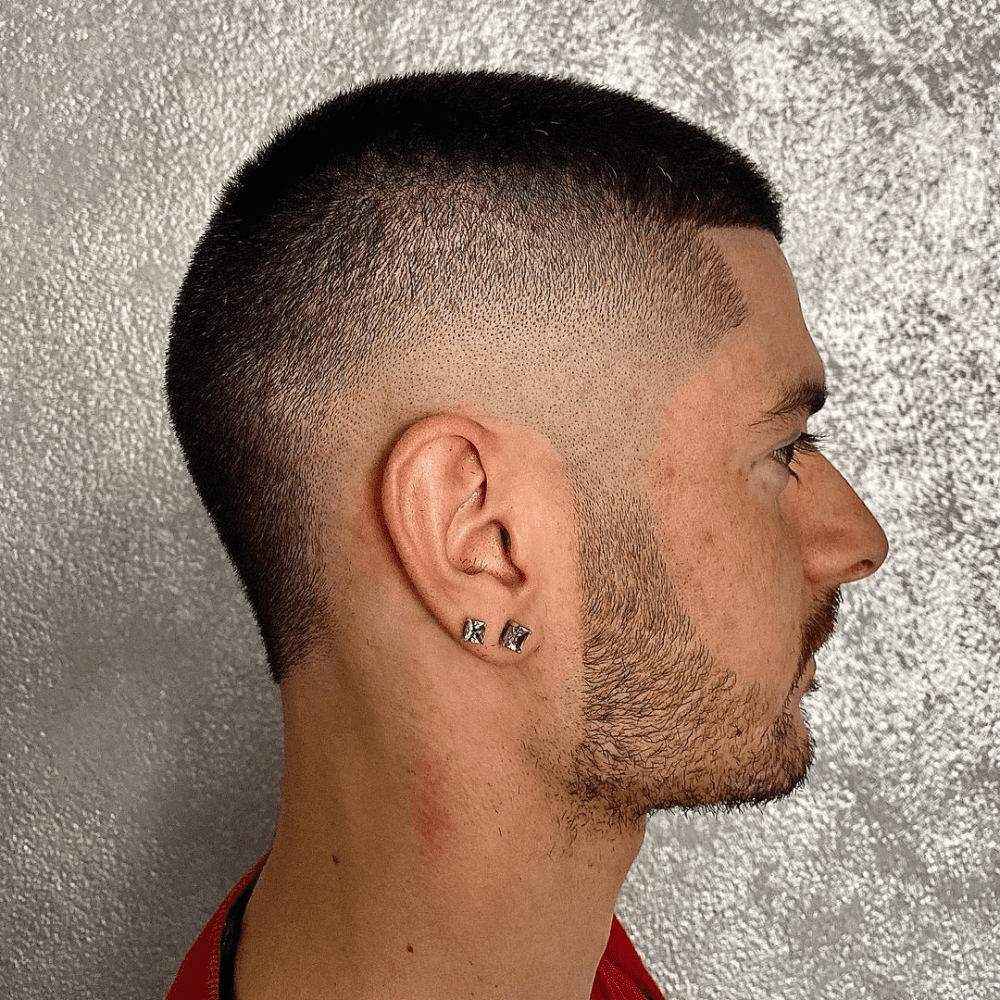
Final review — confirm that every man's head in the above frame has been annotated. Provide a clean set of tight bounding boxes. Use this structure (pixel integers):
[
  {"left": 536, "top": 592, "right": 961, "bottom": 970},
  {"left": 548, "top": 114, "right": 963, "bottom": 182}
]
[{"left": 166, "top": 71, "right": 886, "bottom": 831}]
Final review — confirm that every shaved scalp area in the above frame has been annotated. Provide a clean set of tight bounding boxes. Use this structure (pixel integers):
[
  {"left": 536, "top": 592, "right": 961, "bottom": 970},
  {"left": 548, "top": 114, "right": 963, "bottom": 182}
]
[{"left": 166, "top": 70, "right": 783, "bottom": 680}]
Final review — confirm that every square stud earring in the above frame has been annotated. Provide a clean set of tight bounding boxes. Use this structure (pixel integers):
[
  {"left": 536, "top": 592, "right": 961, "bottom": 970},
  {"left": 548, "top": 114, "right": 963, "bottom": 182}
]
[
  {"left": 462, "top": 619, "right": 487, "bottom": 644},
  {"left": 499, "top": 621, "right": 531, "bottom": 653}
]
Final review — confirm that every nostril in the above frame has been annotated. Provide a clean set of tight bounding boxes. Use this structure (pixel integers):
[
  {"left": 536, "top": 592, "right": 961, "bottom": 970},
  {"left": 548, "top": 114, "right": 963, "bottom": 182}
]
[{"left": 848, "top": 558, "right": 877, "bottom": 581}]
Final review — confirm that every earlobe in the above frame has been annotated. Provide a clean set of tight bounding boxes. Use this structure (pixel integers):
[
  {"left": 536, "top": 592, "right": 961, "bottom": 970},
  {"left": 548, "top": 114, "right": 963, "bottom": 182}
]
[{"left": 381, "top": 415, "right": 529, "bottom": 654}]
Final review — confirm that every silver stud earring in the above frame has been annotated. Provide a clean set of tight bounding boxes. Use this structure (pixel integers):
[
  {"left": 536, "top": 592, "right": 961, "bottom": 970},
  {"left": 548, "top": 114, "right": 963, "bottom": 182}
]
[
  {"left": 462, "top": 619, "right": 487, "bottom": 644},
  {"left": 499, "top": 621, "right": 531, "bottom": 653}
]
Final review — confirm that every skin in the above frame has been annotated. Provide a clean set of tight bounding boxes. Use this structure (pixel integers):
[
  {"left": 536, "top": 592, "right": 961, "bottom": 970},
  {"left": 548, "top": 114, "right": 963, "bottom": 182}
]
[
  {"left": 563, "top": 228, "right": 887, "bottom": 825},
  {"left": 234, "top": 227, "right": 888, "bottom": 1000}
]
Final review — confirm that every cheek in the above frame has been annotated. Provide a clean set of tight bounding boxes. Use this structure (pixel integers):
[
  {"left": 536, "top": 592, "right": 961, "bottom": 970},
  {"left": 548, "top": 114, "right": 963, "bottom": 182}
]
[{"left": 660, "top": 478, "right": 804, "bottom": 667}]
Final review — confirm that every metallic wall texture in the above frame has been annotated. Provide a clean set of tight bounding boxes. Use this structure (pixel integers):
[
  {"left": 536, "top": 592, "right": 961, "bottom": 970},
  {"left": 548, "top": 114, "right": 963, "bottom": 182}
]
[{"left": 3, "top": 1, "right": 998, "bottom": 997}]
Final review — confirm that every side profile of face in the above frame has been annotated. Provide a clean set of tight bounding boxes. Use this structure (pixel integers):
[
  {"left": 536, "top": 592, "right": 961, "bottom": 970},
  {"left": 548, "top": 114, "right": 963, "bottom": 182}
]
[{"left": 558, "top": 228, "right": 888, "bottom": 827}]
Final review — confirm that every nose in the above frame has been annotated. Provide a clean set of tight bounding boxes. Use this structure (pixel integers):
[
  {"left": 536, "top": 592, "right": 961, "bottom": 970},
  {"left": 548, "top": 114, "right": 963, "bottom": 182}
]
[{"left": 795, "top": 453, "right": 889, "bottom": 587}]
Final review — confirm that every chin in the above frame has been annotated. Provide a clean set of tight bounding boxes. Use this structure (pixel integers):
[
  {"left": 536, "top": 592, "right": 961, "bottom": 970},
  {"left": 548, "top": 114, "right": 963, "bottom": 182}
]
[
  {"left": 715, "top": 709, "right": 815, "bottom": 809},
  {"left": 578, "top": 719, "right": 816, "bottom": 828},
  {"left": 655, "top": 708, "right": 815, "bottom": 814}
]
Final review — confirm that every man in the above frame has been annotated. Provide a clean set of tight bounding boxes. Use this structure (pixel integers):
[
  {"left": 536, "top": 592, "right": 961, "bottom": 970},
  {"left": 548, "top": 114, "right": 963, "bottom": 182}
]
[{"left": 164, "top": 70, "right": 887, "bottom": 999}]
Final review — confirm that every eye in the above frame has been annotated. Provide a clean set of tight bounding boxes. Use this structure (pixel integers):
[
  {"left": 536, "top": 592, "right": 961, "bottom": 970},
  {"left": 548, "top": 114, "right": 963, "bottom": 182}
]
[{"left": 773, "top": 431, "right": 824, "bottom": 480}]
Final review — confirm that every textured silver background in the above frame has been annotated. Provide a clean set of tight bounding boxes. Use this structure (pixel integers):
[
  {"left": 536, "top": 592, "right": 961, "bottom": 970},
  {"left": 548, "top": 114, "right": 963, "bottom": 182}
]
[{"left": 2, "top": 2, "right": 998, "bottom": 997}]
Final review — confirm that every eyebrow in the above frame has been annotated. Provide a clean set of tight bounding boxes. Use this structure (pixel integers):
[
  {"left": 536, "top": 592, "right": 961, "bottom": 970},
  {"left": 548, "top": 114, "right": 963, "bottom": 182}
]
[{"left": 753, "top": 379, "right": 827, "bottom": 425}]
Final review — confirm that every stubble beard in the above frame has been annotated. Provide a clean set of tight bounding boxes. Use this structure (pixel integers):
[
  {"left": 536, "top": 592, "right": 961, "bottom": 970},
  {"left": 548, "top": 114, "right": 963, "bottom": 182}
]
[{"left": 564, "top": 488, "right": 840, "bottom": 834}]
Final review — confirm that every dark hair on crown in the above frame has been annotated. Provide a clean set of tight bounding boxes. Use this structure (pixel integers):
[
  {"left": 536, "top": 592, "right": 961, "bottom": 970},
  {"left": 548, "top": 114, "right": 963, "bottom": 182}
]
[{"left": 166, "top": 69, "right": 783, "bottom": 682}]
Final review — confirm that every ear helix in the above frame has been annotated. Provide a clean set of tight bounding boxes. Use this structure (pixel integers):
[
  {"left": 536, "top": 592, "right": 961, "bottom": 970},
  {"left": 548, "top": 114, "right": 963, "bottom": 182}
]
[{"left": 461, "top": 619, "right": 531, "bottom": 653}]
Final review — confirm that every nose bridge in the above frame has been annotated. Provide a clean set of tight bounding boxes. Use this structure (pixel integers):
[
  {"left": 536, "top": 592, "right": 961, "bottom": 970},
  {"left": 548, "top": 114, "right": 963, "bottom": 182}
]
[{"left": 799, "top": 453, "right": 889, "bottom": 586}]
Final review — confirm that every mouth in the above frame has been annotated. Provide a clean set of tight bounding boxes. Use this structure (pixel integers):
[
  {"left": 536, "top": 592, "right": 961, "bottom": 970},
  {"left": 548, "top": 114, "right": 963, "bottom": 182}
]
[
  {"left": 789, "top": 652, "right": 817, "bottom": 700},
  {"left": 796, "top": 589, "right": 841, "bottom": 694},
  {"left": 800, "top": 654, "right": 817, "bottom": 694}
]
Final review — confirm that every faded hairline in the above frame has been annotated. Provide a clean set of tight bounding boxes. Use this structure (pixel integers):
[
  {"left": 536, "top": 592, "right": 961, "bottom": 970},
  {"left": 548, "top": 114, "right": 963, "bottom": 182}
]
[
  {"left": 181, "top": 202, "right": 753, "bottom": 680},
  {"left": 278, "top": 212, "right": 751, "bottom": 661},
  {"left": 166, "top": 71, "right": 779, "bottom": 682}
]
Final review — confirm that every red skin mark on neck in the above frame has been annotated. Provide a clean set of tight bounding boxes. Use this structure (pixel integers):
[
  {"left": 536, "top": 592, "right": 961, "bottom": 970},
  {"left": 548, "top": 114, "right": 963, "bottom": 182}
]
[{"left": 413, "top": 750, "right": 452, "bottom": 863}]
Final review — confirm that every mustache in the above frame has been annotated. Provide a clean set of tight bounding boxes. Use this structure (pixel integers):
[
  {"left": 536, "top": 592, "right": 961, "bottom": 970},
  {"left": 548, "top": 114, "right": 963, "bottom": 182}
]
[{"left": 800, "top": 588, "right": 841, "bottom": 668}]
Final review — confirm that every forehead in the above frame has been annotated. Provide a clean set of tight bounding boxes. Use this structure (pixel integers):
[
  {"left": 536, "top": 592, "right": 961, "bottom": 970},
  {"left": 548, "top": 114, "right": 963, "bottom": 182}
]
[{"left": 690, "top": 227, "right": 823, "bottom": 407}]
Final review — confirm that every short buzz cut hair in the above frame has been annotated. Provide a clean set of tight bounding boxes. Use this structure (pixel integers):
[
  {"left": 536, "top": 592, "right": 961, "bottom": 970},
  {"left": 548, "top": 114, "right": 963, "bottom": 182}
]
[{"left": 166, "top": 69, "right": 783, "bottom": 682}]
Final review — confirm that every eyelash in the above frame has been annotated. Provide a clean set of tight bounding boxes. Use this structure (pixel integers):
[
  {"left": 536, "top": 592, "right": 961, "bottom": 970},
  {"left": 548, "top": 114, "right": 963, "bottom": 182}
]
[{"left": 773, "top": 432, "right": 825, "bottom": 480}]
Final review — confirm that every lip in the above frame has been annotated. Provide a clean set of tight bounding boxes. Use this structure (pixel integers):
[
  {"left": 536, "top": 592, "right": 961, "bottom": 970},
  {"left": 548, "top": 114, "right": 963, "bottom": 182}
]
[
  {"left": 804, "top": 655, "right": 817, "bottom": 690},
  {"left": 796, "top": 655, "right": 817, "bottom": 694}
]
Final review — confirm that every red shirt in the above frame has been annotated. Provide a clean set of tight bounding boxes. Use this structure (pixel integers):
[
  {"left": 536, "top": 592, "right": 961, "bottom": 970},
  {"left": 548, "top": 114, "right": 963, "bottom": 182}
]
[{"left": 166, "top": 860, "right": 664, "bottom": 1000}]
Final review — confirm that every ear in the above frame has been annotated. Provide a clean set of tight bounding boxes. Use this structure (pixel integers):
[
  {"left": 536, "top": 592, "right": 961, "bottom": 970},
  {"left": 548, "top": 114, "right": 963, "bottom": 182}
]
[{"left": 381, "top": 415, "right": 534, "bottom": 658}]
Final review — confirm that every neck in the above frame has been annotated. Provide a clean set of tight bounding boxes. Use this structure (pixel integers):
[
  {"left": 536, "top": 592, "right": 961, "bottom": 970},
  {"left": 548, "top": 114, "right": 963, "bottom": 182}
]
[{"left": 234, "top": 661, "right": 645, "bottom": 1000}]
